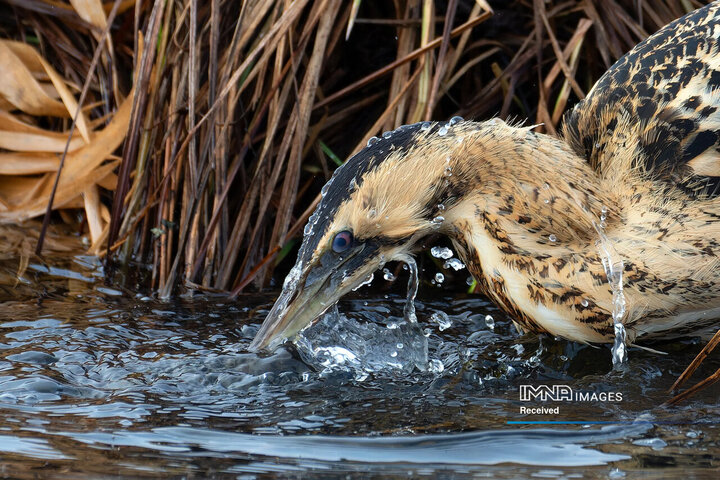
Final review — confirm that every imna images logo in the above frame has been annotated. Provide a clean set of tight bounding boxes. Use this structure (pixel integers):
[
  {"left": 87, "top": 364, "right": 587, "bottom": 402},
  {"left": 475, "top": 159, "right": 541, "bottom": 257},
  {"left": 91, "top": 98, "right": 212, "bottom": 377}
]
[{"left": 519, "top": 385, "right": 623, "bottom": 402}]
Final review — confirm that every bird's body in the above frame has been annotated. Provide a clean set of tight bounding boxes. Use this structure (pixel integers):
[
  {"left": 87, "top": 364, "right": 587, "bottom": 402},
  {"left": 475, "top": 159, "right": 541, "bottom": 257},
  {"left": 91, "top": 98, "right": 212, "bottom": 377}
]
[{"left": 250, "top": 2, "right": 720, "bottom": 353}]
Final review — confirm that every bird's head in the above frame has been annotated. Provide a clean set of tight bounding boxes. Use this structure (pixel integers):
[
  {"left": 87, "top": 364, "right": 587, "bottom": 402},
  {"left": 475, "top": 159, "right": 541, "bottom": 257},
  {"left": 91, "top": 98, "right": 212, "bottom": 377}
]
[
  {"left": 248, "top": 118, "right": 583, "bottom": 352},
  {"left": 248, "top": 119, "right": 481, "bottom": 352}
]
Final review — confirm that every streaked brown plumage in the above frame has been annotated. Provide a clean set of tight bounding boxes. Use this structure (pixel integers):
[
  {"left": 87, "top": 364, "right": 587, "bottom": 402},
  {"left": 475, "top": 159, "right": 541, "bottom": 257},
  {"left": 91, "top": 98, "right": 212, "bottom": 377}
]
[{"left": 250, "top": 2, "right": 720, "bottom": 358}]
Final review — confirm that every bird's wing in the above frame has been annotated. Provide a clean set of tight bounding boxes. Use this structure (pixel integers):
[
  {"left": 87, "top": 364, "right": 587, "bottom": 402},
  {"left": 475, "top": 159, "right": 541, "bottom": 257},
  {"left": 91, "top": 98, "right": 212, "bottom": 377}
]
[{"left": 562, "top": 1, "right": 720, "bottom": 198}]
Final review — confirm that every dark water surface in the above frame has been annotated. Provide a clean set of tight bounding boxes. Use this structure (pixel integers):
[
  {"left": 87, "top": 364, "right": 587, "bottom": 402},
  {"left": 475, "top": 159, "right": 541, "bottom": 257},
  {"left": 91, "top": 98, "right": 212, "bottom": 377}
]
[{"left": 0, "top": 256, "right": 718, "bottom": 478}]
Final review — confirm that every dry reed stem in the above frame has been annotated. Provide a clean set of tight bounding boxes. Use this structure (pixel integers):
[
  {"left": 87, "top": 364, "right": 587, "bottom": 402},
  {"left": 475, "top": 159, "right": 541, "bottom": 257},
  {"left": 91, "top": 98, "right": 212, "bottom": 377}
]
[{"left": 0, "top": 0, "right": 714, "bottom": 299}]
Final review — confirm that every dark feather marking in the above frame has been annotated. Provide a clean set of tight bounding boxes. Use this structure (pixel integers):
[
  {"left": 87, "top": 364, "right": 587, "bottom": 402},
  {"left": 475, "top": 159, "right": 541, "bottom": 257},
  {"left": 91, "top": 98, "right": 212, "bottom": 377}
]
[
  {"left": 562, "top": 2, "right": 720, "bottom": 198},
  {"left": 296, "top": 121, "right": 445, "bottom": 265}
]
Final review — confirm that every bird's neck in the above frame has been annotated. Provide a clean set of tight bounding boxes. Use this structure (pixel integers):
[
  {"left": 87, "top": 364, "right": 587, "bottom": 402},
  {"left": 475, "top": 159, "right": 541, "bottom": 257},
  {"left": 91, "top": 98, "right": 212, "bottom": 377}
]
[
  {"left": 442, "top": 128, "right": 620, "bottom": 342},
  {"left": 444, "top": 127, "right": 616, "bottom": 252}
]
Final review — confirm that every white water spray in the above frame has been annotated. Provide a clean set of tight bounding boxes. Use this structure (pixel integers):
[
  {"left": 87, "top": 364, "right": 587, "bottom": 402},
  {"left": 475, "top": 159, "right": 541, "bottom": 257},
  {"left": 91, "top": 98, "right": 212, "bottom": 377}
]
[{"left": 593, "top": 213, "right": 628, "bottom": 367}]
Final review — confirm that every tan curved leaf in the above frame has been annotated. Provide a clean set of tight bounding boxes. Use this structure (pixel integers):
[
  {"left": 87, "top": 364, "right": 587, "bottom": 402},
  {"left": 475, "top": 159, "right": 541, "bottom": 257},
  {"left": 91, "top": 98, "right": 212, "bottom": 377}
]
[
  {"left": 0, "top": 152, "right": 60, "bottom": 175},
  {"left": 70, "top": 0, "right": 107, "bottom": 30},
  {"left": 37, "top": 55, "right": 92, "bottom": 142},
  {"left": 55, "top": 88, "right": 133, "bottom": 189},
  {"left": 0, "top": 41, "right": 68, "bottom": 117},
  {"left": 83, "top": 183, "right": 103, "bottom": 243},
  {"left": 3, "top": 40, "right": 45, "bottom": 74},
  {"left": 0, "top": 111, "right": 85, "bottom": 152},
  {"left": 0, "top": 175, "right": 49, "bottom": 210}
]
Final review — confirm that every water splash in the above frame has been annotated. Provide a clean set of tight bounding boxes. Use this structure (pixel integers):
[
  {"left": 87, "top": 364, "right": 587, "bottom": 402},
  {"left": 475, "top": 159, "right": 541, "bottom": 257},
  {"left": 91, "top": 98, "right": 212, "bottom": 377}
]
[
  {"left": 443, "top": 258, "right": 465, "bottom": 271},
  {"left": 382, "top": 268, "right": 396, "bottom": 281},
  {"left": 430, "top": 311, "right": 452, "bottom": 331},
  {"left": 320, "top": 182, "right": 331, "bottom": 197},
  {"left": 295, "top": 256, "right": 430, "bottom": 373},
  {"left": 593, "top": 215, "right": 627, "bottom": 367},
  {"left": 296, "top": 307, "right": 429, "bottom": 374},
  {"left": 402, "top": 257, "right": 419, "bottom": 324},
  {"left": 430, "top": 246, "right": 454, "bottom": 260}
]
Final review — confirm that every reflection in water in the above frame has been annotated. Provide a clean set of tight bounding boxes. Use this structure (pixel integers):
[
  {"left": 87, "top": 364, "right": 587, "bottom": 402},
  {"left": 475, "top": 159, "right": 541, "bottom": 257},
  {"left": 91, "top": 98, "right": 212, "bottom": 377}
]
[{"left": 0, "top": 257, "right": 718, "bottom": 477}]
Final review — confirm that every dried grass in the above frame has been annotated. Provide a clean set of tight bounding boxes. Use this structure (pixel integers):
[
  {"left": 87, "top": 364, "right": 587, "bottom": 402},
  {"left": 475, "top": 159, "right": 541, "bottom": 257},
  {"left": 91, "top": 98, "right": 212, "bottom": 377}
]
[{"left": 0, "top": 0, "right": 712, "bottom": 293}]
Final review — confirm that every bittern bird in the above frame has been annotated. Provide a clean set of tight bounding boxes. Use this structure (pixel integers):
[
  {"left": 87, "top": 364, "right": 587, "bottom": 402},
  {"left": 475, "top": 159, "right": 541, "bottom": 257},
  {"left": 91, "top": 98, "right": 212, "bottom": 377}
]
[{"left": 249, "top": 2, "right": 720, "bottom": 356}]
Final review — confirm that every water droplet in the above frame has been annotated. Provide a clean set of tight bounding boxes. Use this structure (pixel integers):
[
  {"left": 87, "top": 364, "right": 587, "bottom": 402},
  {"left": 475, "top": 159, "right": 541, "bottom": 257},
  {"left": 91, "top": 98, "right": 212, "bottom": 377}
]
[
  {"left": 383, "top": 268, "right": 396, "bottom": 281},
  {"left": 543, "top": 182, "right": 550, "bottom": 189},
  {"left": 349, "top": 176, "right": 357, "bottom": 189},
  {"left": 428, "top": 358, "right": 444, "bottom": 373},
  {"left": 396, "top": 343, "right": 403, "bottom": 349},
  {"left": 443, "top": 258, "right": 465, "bottom": 271},
  {"left": 321, "top": 182, "right": 331, "bottom": 196},
  {"left": 544, "top": 199, "right": 550, "bottom": 204},
  {"left": 283, "top": 263, "right": 302, "bottom": 290},
  {"left": 368, "top": 208, "right": 377, "bottom": 219},
  {"left": 367, "top": 136, "right": 379, "bottom": 147},
  {"left": 420, "top": 121, "right": 432, "bottom": 131},
  {"left": 581, "top": 298, "right": 589, "bottom": 307},
  {"left": 595, "top": 142, "right": 601, "bottom": 149},
  {"left": 382, "top": 131, "right": 393, "bottom": 139},
  {"left": 303, "top": 223, "right": 313, "bottom": 236},
  {"left": 437, "top": 203, "right": 445, "bottom": 211},
  {"left": 390, "top": 351, "right": 398, "bottom": 358},
  {"left": 466, "top": 276, "right": 474, "bottom": 286},
  {"left": 430, "top": 311, "right": 452, "bottom": 330},
  {"left": 449, "top": 115, "right": 463, "bottom": 125},
  {"left": 430, "top": 246, "right": 454, "bottom": 259},
  {"left": 402, "top": 264, "right": 408, "bottom": 270},
  {"left": 444, "top": 166, "right": 453, "bottom": 176},
  {"left": 632, "top": 437, "right": 667, "bottom": 450},
  {"left": 435, "top": 272, "right": 445, "bottom": 284},
  {"left": 608, "top": 468, "right": 626, "bottom": 479},
  {"left": 549, "top": 234, "right": 557, "bottom": 242},
  {"left": 432, "top": 216, "right": 445, "bottom": 226},
  {"left": 485, "top": 315, "right": 495, "bottom": 330},
  {"left": 438, "top": 125, "right": 449, "bottom": 136}
]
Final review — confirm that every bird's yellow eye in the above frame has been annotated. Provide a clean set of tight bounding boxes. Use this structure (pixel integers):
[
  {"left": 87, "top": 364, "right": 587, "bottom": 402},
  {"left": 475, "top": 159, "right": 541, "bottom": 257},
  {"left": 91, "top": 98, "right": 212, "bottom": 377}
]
[{"left": 332, "top": 231, "right": 353, "bottom": 253}]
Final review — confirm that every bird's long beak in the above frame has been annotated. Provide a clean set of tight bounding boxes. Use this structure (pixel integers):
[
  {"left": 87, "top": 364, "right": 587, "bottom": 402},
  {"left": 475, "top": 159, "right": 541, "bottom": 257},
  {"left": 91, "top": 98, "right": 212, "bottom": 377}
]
[{"left": 248, "top": 244, "right": 380, "bottom": 352}]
